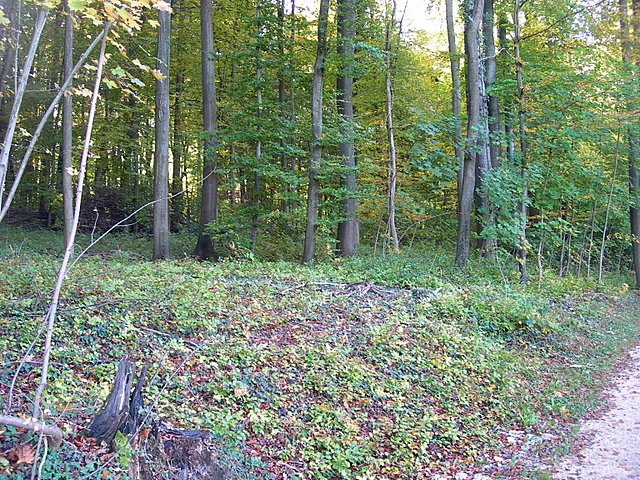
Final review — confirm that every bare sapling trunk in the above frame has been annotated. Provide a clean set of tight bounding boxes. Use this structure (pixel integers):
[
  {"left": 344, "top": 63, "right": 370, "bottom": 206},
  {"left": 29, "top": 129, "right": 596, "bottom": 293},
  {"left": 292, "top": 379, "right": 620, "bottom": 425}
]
[
  {"left": 0, "top": 7, "right": 48, "bottom": 211},
  {"left": 301, "top": 0, "right": 330, "bottom": 263},
  {"left": 0, "top": 23, "right": 113, "bottom": 456},
  {"left": 445, "top": 0, "right": 464, "bottom": 208},
  {"left": 0, "top": 28, "right": 110, "bottom": 224},
  {"left": 598, "top": 134, "right": 620, "bottom": 283},
  {"left": 251, "top": 0, "right": 263, "bottom": 251},
  {"left": 385, "top": 0, "right": 399, "bottom": 253},
  {"left": 172, "top": 69, "right": 184, "bottom": 229},
  {"left": 514, "top": 0, "right": 529, "bottom": 284}
]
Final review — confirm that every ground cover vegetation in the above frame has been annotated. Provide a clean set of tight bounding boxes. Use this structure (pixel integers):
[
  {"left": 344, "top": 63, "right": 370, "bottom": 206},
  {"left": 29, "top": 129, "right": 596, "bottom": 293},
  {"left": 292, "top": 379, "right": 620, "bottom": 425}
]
[
  {"left": 2, "top": 0, "right": 640, "bottom": 477},
  {"left": 1, "top": 227, "right": 639, "bottom": 478}
]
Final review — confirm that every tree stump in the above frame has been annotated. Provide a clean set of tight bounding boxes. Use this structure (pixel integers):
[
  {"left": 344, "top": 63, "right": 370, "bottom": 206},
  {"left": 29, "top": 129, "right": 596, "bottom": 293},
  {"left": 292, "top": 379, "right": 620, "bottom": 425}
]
[{"left": 88, "top": 356, "right": 231, "bottom": 479}]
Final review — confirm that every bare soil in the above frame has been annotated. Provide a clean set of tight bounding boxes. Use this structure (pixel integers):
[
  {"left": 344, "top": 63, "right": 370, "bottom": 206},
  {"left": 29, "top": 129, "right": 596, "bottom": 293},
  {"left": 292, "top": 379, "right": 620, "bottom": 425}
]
[{"left": 553, "top": 345, "right": 640, "bottom": 479}]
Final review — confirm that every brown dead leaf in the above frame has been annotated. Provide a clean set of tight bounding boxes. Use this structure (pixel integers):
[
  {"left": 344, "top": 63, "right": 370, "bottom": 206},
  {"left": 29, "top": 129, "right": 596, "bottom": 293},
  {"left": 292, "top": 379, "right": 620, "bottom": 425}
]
[{"left": 7, "top": 444, "right": 35, "bottom": 466}]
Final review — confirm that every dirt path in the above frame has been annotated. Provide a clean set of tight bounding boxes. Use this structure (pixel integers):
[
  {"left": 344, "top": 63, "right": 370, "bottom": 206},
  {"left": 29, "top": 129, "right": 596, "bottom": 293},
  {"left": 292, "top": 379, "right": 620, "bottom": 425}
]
[{"left": 553, "top": 345, "right": 640, "bottom": 479}]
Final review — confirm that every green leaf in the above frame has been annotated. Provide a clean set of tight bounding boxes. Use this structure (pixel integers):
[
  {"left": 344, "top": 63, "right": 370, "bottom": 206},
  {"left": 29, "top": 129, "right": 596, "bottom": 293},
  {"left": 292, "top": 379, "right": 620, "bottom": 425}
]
[
  {"left": 111, "top": 66, "right": 126, "bottom": 77},
  {"left": 69, "top": 0, "right": 85, "bottom": 11}
]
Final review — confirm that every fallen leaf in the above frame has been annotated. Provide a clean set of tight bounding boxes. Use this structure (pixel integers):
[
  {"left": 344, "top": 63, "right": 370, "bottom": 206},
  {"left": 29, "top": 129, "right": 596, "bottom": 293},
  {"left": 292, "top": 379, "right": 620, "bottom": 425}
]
[{"left": 8, "top": 444, "right": 35, "bottom": 466}]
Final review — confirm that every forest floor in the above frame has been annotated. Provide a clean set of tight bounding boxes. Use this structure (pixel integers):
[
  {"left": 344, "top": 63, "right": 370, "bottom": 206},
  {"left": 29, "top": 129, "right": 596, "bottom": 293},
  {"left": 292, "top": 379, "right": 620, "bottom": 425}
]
[{"left": 1, "top": 226, "right": 640, "bottom": 479}]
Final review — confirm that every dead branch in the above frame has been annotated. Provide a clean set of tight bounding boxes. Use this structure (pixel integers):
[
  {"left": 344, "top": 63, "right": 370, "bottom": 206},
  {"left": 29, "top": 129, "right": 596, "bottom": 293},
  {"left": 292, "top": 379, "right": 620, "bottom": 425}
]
[{"left": 0, "top": 414, "right": 62, "bottom": 449}]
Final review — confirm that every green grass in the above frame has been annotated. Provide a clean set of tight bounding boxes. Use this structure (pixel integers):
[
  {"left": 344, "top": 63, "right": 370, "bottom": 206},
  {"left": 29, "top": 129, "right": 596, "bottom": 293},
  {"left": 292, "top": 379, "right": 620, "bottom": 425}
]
[{"left": 1, "top": 225, "right": 638, "bottom": 479}]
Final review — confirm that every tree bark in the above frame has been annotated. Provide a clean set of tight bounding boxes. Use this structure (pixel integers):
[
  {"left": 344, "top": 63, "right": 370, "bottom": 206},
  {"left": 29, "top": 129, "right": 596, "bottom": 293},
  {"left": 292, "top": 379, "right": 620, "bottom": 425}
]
[
  {"left": 385, "top": 0, "right": 400, "bottom": 253},
  {"left": 172, "top": 68, "right": 184, "bottom": 229},
  {"left": 250, "top": 0, "right": 263, "bottom": 251},
  {"left": 599, "top": 132, "right": 621, "bottom": 283},
  {"left": 336, "top": 0, "right": 359, "bottom": 257},
  {"left": 195, "top": 0, "right": 219, "bottom": 260},
  {"left": 62, "top": 0, "right": 74, "bottom": 250},
  {"left": 29, "top": 21, "right": 112, "bottom": 439},
  {"left": 0, "top": 28, "right": 109, "bottom": 224},
  {"left": 455, "top": 0, "right": 484, "bottom": 269},
  {"left": 301, "top": 0, "right": 330, "bottom": 263},
  {"left": 514, "top": 0, "right": 529, "bottom": 283},
  {"left": 498, "top": 14, "right": 516, "bottom": 162},
  {"left": 445, "top": 0, "right": 465, "bottom": 208},
  {"left": 483, "top": 0, "right": 500, "bottom": 169},
  {"left": 0, "top": 7, "right": 48, "bottom": 211},
  {"left": 153, "top": 6, "right": 171, "bottom": 260},
  {"left": 624, "top": 0, "right": 640, "bottom": 288},
  {"left": 0, "top": 0, "right": 17, "bottom": 117}
]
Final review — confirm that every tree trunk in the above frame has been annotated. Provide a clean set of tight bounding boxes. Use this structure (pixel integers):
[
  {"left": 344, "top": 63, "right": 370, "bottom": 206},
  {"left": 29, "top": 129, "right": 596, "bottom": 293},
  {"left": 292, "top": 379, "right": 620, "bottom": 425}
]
[
  {"left": 301, "top": 0, "right": 330, "bottom": 263},
  {"left": 483, "top": 0, "right": 500, "bottom": 169},
  {"left": 624, "top": 0, "right": 640, "bottom": 288},
  {"left": 0, "top": 0, "right": 17, "bottom": 118},
  {"left": 172, "top": 68, "right": 184, "bottom": 229},
  {"left": 599, "top": 132, "right": 621, "bottom": 283},
  {"left": 385, "top": 0, "right": 399, "bottom": 253},
  {"left": 445, "top": 0, "right": 464, "bottom": 208},
  {"left": 153, "top": 6, "right": 171, "bottom": 260},
  {"left": 498, "top": 14, "right": 516, "bottom": 162},
  {"left": 0, "top": 28, "right": 109, "bottom": 225},
  {"left": 336, "top": 0, "right": 359, "bottom": 257},
  {"left": 195, "top": 0, "right": 219, "bottom": 260},
  {"left": 0, "top": 7, "right": 48, "bottom": 211},
  {"left": 62, "top": 0, "right": 74, "bottom": 250},
  {"left": 455, "top": 0, "right": 484, "bottom": 269},
  {"left": 514, "top": 0, "right": 529, "bottom": 283},
  {"left": 250, "top": 0, "right": 263, "bottom": 251}
]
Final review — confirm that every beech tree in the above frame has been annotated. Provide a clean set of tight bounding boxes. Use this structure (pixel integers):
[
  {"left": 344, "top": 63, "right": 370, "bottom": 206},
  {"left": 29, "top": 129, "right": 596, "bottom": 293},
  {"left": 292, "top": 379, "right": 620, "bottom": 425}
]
[
  {"left": 153, "top": 3, "right": 172, "bottom": 260},
  {"left": 194, "top": 0, "right": 219, "bottom": 260},
  {"left": 301, "top": 0, "right": 330, "bottom": 263},
  {"left": 456, "top": 0, "right": 484, "bottom": 269},
  {"left": 619, "top": 0, "right": 640, "bottom": 287},
  {"left": 335, "top": 0, "right": 359, "bottom": 257}
]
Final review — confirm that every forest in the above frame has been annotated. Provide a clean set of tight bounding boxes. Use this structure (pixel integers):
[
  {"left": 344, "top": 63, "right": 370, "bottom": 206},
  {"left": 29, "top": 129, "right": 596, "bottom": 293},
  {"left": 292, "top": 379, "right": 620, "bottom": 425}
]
[{"left": 1, "top": 0, "right": 640, "bottom": 478}]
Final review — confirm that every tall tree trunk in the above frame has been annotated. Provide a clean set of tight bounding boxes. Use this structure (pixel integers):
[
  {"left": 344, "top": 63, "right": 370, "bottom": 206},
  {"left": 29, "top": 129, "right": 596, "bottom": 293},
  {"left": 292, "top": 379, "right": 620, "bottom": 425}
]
[
  {"left": 250, "top": 0, "right": 263, "bottom": 251},
  {"left": 336, "top": 0, "right": 359, "bottom": 257},
  {"left": 172, "top": 68, "right": 184, "bottom": 229},
  {"left": 498, "top": 14, "right": 516, "bottom": 162},
  {"left": 0, "top": 7, "right": 48, "bottom": 211},
  {"left": 474, "top": 0, "right": 495, "bottom": 255},
  {"left": 287, "top": 0, "right": 297, "bottom": 218},
  {"left": 514, "top": 0, "right": 529, "bottom": 283},
  {"left": 483, "top": 0, "right": 500, "bottom": 169},
  {"left": 153, "top": 6, "right": 171, "bottom": 260},
  {"left": 277, "top": 0, "right": 289, "bottom": 214},
  {"left": 455, "top": 0, "right": 484, "bottom": 269},
  {"left": 195, "top": 0, "right": 219, "bottom": 260},
  {"left": 385, "top": 0, "right": 399, "bottom": 253},
  {"left": 301, "top": 0, "right": 330, "bottom": 263},
  {"left": 61, "top": 0, "right": 74, "bottom": 250},
  {"left": 623, "top": 0, "right": 640, "bottom": 287},
  {"left": 445, "top": 0, "right": 464, "bottom": 207}
]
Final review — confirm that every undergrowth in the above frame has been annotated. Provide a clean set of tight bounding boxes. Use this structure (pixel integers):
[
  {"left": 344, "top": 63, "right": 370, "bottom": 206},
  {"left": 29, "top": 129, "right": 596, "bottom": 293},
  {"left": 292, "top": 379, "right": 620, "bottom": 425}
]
[{"left": 0, "top": 226, "right": 638, "bottom": 479}]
